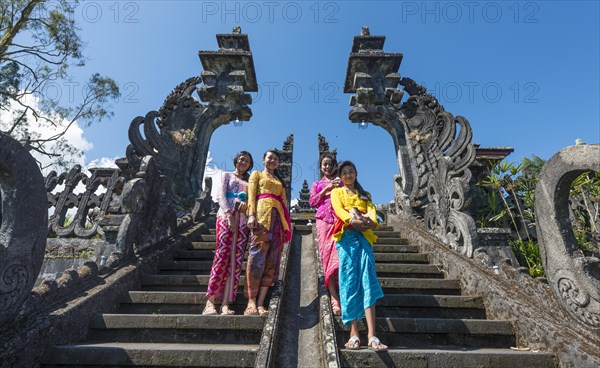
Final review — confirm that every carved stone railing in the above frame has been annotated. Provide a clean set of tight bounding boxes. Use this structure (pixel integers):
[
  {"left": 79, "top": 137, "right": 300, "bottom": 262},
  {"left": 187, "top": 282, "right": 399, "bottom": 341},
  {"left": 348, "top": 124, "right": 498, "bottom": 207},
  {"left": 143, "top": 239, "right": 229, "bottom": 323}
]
[
  {"left": 46, "top": 165, "right": 124, "bottom": 241},
  {"left": 536, "top": 144, "right": 600, "bottom": 327},
  {"left": 0, "top": 132, "right": 48, "bottom": 327},
  {"left": 343, "top": 27, "right": 477, "bottom": 256}
]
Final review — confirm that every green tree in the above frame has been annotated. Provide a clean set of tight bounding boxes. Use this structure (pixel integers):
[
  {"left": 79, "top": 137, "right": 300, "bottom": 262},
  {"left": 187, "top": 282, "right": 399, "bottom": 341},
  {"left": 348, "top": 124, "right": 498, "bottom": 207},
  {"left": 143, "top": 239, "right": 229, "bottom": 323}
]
[{"left": 0, "top": 0, "right": 119, "bottom": 169}]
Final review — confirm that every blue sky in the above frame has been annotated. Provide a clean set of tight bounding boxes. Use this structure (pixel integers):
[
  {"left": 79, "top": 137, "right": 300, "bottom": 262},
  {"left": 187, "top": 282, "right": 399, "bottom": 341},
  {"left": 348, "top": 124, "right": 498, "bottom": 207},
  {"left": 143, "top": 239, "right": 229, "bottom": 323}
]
[{"left": 57, "top": 1, "right": 599, "bottom": 204}]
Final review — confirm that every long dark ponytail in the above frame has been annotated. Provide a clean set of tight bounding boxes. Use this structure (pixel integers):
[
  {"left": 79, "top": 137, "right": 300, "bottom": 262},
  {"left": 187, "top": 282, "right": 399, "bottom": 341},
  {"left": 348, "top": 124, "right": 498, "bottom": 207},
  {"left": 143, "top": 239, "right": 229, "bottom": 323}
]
[
  {"left": 337, "top": 160, "right": 370, "bottom": 201},
  {"left": 264, "top": 149, "right": 286, "bottom": 189}
]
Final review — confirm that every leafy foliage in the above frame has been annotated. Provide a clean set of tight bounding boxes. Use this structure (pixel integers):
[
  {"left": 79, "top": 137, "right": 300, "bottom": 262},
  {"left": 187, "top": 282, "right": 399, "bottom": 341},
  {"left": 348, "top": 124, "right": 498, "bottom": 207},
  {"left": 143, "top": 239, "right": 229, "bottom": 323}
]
[
  {"left": 477, "top": 155, "right": 599, "bottom": 276},
  {"left": 0, "top": 0, "right": 120, "bottom": 169}
]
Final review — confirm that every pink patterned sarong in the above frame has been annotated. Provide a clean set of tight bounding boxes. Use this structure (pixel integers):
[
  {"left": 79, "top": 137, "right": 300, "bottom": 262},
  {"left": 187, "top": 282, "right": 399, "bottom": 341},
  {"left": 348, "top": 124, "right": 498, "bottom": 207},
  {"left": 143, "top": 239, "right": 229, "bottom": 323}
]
[
  {"left": 206, "top": 214, "right": 249, "bottom": 302},
  {"left": 316, "top": 218, "right": 339, "bottom": 287}
]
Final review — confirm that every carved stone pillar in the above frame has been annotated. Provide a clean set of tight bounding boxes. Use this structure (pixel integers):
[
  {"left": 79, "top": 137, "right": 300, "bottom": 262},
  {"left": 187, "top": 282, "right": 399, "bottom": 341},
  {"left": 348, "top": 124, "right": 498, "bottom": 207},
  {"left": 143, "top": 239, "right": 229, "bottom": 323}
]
[
  {"left": 343, "top": 27, "right": 478, "bottom": 256},
  {"left": 318, "top": 132, "right": 337, "bottom": 162},
  {"left": 279, "top": 134, "right": 294, "bottom": 207},
  {"left": 0, "top": 132, "right": 48, "bottom": 327},
  {"left": 124, "top": 27, "right": 257, "bottom": 215},
  {"left": 536, "top": 144, "right": 600, "bottom": 327}
]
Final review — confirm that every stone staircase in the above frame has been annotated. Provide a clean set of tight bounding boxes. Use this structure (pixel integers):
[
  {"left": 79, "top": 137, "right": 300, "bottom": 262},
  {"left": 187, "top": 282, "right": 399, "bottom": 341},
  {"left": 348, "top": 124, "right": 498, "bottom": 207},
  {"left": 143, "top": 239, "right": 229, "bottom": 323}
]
[
  {"left": 39, "top": 223, "right": 560, "bottom": 368},
  {"left": 41, "top": 230, "right": 264, "bottom": 367},
  {"left": 335, "top": 226, "right": 558, "bottom": 368}
]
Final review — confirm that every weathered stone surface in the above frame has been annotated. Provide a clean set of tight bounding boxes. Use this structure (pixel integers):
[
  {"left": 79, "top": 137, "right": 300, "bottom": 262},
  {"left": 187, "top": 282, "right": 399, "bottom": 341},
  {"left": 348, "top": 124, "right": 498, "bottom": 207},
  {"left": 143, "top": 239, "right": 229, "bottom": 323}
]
[
  {"left": 343, "top": 28, "right": 478, "bottom": 257},
  {"left": 389, "top": 214, "right": 600, "bottom": 368},
  {"left": 125, "top": 28, "right": 257, "bottom": 215},
  {"left": 0, "top": 223, "right": 206, "bottom": 367},
  {"left": 0, "top": 132, "right": 48, "bottom": 328},
  {"left": 535, "top": 144, "right": 600, "bottom": 327},
  {"left": 474, "top": 227, "right": 519, "bottom": 268}
]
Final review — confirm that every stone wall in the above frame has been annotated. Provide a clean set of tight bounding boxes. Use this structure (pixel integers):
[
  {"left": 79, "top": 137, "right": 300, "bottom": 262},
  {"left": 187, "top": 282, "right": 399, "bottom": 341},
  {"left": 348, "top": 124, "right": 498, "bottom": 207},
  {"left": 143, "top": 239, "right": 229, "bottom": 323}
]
[{"left": 388, "top": 214, "right": 600, "bottom": 368}]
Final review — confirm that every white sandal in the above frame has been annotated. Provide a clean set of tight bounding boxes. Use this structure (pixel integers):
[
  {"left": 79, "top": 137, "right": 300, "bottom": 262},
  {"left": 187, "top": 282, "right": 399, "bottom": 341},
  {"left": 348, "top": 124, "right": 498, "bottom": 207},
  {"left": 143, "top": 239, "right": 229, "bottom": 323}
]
[
  {"left": 345, "top": 335, "right": 361, "bottom": 350},
  {"left": 368, "top": 336, "right": 387, "bottom": 351},
  {"left": 202, "top": 302, "right": 218, "bottom": 315}
]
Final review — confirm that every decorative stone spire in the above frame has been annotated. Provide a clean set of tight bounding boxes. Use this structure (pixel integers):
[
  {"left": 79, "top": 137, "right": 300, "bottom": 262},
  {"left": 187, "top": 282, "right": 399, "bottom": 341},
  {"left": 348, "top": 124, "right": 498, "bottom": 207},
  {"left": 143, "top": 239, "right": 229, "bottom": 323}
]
[
  {"left": 278, "top": 134, "right": 294, "bottom": 206},
  {"left": 318, "top": 133, "right": 337, "bottom": 162},
  {"left": 296, "top": 180, "right": 314, "bottom": 213}
]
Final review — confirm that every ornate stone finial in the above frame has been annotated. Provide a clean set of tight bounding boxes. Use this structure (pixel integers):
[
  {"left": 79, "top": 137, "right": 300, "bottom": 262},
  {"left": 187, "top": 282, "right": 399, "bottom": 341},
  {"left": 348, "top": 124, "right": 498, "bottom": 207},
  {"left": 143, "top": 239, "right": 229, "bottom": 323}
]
[
  {"left": 361, "top": 26, "right": 370, "bottom": 36},
  {"left": 232, "top": 26, "right": 241, "bottom": 34},
  {"left": 318, "top": 133, "right": 337, "bottom": 163},
  {"left": 297, "top": 180, "right": 315, "bottom": 213},
  {"left": 344, "top": 31, "right": 478, "bottom": 257},
  {"left": 126, "top": 30, "right": 257, "bottom": 216}
]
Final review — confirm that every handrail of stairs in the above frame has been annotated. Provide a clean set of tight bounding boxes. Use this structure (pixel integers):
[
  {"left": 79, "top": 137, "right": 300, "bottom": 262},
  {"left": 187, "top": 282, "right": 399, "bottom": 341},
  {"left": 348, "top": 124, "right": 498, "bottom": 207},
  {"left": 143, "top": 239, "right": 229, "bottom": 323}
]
[
  {"left": 254, "top": 224, "right": 296, "bottom": 367},
  {"left": 311, "top": 225, "right": 342, "bottom": 368}
]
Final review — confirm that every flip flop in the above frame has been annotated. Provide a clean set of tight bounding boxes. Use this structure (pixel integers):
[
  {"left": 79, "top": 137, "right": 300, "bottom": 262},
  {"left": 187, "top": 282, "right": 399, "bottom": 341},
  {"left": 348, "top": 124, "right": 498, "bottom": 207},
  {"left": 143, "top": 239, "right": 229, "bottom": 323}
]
[
  {"left": 202, "top": 304, "right": 218, "bottom": 315},
  {"left": 220, "top": 305, "right": 235, "bottom": 315},
  {"left": 345, "top": 335, "right": 361, "bottom": 350},
  {"left": 368, "top": 336, "right": 387, "bottom": 351},
  {"left": 257, "top": 306, "right": 268, "bottom": 316},
  {"left": 244, "top": 306, "right": 258, "bottom": 315},
  {"left": 331, "top": 300, "right": 341, "bottom": 316}
]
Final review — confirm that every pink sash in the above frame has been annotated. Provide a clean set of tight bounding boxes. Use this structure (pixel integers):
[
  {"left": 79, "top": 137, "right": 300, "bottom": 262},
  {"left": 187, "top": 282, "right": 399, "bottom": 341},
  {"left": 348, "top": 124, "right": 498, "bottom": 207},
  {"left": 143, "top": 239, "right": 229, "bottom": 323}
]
[{"left": 257, "top": 193, "right": 292, "bottom": 243}]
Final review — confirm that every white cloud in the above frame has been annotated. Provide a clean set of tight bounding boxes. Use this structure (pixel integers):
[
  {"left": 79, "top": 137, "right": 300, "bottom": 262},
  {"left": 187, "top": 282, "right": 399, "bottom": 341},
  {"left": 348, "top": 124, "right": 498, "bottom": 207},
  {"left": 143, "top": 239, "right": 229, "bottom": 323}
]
[{"left": 0, "top": 93, "right": 92, "bottom": 175}]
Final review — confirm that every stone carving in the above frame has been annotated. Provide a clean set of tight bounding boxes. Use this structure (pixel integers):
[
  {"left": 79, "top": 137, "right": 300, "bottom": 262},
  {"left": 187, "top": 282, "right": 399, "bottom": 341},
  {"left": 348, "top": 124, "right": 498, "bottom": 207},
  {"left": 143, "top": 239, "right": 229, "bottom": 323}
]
[
  {"left": 107, "top": 156, "right": 177, "bottom": 268},
  {"left": 279, "top": 134, "right": 294, "bottom": 206},
  {"left": 296, "top": 180, "right": 315, "bottom": 213},
  {"left": 0, "top": 132, "right": 48, "bottom": 327},
  {"left": 125, "top": 27, "right": 257, "bottom": 216},
  {"left": 343, "top": 28, "right": 477, "bottom": 256},
  {"left": 318, "top": 133, "right": 337, "bottom": 162},
  {"left": 535, "top": 144, "right": 600, "bottom": 327},
  {"left": 46, "top": 166, "right": 123, "bottom": 239}
]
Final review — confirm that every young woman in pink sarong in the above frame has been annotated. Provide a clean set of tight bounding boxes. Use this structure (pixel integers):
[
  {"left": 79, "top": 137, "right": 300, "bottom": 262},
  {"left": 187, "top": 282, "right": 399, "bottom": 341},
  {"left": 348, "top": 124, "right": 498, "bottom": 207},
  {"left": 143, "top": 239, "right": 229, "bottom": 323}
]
[
  {"left": 203, "top": 151, "right": 253, "bottom": 315},
  {"left": 309, "top": 153, "right": 342, "bottom": 315}
]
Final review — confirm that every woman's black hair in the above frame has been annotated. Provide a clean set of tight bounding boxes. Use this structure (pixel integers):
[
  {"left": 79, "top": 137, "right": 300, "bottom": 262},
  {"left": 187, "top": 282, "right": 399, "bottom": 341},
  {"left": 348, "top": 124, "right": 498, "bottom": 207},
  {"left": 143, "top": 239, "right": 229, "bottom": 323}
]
[
  {"left": 319, "top": 153, "right": 338, "bottom": 179},
  {"left": 264, "top": 149, "right": 286, "bottom": 189},
  {"left": 233, "top": 151, "right": 254, "bottom": 181},
  {"left": 336, "top": 160, "right": 371, "bottom": 201}
]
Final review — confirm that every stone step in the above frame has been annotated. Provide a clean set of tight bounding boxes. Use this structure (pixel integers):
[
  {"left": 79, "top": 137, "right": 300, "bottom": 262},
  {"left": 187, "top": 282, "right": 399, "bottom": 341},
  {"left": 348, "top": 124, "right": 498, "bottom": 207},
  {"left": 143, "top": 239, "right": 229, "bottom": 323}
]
[
  {"left": 198, "top": 234, "right": 216, "bottom": 242},
  {"left": 379, "top": 278, "right": 462, "bottom": 295},
  {"left": 42, "top": 342, "right": 258, "bottom": 367},
  {"left": 190, "top": 242, "right": 218, "bottom": 250},
  {"left": 335, "top": 317, "right": 516, "bottom": 349},
  {"left": 374, "top": 252, "right": 429, "bottom": 263},
  {"left": 158, "top": 260, "right": 246, "bottom": 273},
  {"left": 373, "top": 237, "right": 410, "bottom": 245},
  {"left": 175, "top": 249, "right": 216, "bottom": 259},
  {"left": 123, "top": 291, "right": 247, "bottom": 305},
  {"left": 338, "top": 348, "right": 557, "bottom": 368},
  {"left": 88, "top": 314, "right": 265, "bottom": 345},
  {"left": 140, "top": 275, "right": 244, "bottom": 292},
  {"left": 372, "top": 244, "right": 419, "bottom": 253},
  {"left": 373, "top": 230, "right": 401, "bottom": 237},
  {"left": 118, "top": 291, "right": 248, "bottom": 314},
  {"left": 376, "top": 294, "right": 486, "bottom": 319},
  {"left": 174, "top": 249, "right": 251, "bottom": 262},
  {"left": 375, "top": 264, "right": 443, "bottom": 278},
  {"left": 90, "top": 314, "right": 265, "bottom": 330}
]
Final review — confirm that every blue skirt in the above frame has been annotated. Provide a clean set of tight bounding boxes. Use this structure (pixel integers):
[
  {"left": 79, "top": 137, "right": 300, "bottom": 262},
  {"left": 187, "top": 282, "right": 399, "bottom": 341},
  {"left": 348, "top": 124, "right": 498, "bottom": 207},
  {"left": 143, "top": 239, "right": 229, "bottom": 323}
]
[{"left": 336, "top": 230, "right": 384, "bottom": 326}]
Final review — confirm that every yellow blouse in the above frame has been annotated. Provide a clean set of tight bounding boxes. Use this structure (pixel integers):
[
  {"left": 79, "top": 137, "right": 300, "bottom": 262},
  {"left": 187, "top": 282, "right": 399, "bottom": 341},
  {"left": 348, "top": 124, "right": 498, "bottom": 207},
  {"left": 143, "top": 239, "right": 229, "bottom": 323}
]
[
  {"left": 330, "top": 187, "right": 379, "bottom": 245},
  {"left": 248, "top": 171, "right": 290, "bottom": 235}
]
